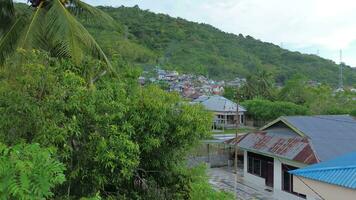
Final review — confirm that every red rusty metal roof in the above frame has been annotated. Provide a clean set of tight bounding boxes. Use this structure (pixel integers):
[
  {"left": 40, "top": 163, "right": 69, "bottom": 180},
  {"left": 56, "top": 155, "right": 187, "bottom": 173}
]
[{"left": 226, "top": 131, "right": 319, "bottom": 164}]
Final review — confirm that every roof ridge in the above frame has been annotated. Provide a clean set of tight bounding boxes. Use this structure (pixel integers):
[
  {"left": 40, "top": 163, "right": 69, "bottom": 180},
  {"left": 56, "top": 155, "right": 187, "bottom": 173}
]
[{"left": 294, "top": 165, "right": 356, "bottom": 173}]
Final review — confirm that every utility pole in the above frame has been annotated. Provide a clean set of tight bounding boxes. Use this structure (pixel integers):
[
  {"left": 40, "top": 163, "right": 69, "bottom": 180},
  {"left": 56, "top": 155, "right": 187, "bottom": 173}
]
[
  {"left": 339, "top": 49, "right": 344, "bottom": 89},
  {"left": 234, "top": 89, "right": 240, "bottom": 199}
]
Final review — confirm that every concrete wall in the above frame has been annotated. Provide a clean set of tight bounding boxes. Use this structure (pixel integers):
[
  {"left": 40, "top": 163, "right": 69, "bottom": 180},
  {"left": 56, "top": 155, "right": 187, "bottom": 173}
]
[
  {"left": 294, "top": 176, "right": 356, "bottom": 200},
  {"left": 272, "top": 158, "right": 306, "bottom": 200},
  {"left": 273, "top": 159, "right": 282, "bottom": 190},
  {"left": 243, "top": 150, "right": 309, "bottom": 200}
]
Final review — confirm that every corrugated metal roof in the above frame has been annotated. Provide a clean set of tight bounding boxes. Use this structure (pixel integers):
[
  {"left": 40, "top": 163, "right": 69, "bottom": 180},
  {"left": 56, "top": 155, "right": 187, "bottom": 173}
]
[
  {"left": 192, "top": 95, "right": 246, "bottom": 112},
  {"left": 290, "top": 152, "right": 356, "bottom": 189},
  {"left": 261, "top": 115, "right": 356, "bottom": 161},
  {"left": 226, "top": 131, "right": 318, "bottom": 164}
]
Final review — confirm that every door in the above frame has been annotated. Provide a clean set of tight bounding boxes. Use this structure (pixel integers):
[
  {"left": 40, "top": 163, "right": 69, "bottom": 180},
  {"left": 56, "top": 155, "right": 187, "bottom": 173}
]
[{"left": 265, "top": 161, "right": 274, "bottom": 187}]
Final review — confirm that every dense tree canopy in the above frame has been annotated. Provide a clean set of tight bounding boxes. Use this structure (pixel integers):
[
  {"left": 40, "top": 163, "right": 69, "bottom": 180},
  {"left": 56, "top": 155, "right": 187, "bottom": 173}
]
[
  {"left": 0, "top": 50, "right": 213, "bottom": 199},
  {"left": 242, "top": 99, "right": 309, "bottom": 122}
]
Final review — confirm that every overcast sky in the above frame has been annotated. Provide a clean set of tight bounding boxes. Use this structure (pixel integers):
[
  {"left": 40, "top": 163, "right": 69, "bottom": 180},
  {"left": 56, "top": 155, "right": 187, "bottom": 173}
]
[{"left": 17, "top": 0, "right": 356, "bottom": 67}]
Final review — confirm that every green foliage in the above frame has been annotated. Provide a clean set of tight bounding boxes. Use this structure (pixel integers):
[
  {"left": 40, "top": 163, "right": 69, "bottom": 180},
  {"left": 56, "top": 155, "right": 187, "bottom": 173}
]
[
  {"left": 223, "top": 86, "right": 236, "bottom": 101},
  {"left": 350, "top": 109, "right": 356, "bottom": 117},
  {"left": 0, "top": 143, "right": 65, "bottom": 200},
  {"left": 279, "top": 74, "right": 311, "bottom": 104},
  {"left": 242, "top": 99, "right": 309, "bottom": 121},
  {"left": 189, "top": 165, "right": 234, "bottom": 200},
  {"left": 0, "top": 50, "right": 212, "bottom": 199},
  {"left": 1, "top": 1, "right": 114, "bottom": 73},
  {"left": 237, "top": 70, "right": 277, "bottom": 101}
]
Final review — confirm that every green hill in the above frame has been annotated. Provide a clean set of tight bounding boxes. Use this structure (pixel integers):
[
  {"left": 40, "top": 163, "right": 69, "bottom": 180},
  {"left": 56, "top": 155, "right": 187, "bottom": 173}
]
[{"left": 16, "top": 4, "right": 356, "bottom": 86}]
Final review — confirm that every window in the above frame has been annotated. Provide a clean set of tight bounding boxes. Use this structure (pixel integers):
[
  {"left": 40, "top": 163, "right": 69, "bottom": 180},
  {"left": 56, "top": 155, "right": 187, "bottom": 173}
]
[
  {"left": 248, "top": 156, "right": 253, "bottom": 173},
  {"left": 247, "top": 152, "right": 272, "bottom": 178},
  {"left": 253, "top": 158, "right": 261, "bottom": 175},
  {"left": 240, "top": 115, "right": 244, "bottom": 124},
  {"left": 282, "top": 164, "right": 306, "bottom": 199}
]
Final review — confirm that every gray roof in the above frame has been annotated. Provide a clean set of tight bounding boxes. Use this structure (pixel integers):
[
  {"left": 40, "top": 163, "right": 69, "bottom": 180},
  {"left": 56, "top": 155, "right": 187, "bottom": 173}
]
[
  {"left": 263, "top": 115, "right": 356, "bottom": 162},
  {"left": 192, "top": 95, "right": 246, "bottom": 112}
]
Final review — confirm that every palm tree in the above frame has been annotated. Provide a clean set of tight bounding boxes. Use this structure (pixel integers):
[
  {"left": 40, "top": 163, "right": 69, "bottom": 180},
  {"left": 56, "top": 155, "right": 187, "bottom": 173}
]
[{"left": 0, "top": 0, "right": 115, "bottom": 75}]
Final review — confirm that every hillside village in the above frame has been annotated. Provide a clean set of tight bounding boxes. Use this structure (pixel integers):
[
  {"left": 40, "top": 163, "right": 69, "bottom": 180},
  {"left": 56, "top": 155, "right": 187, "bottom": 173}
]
[{"left": 139, "top": 67, "right": 246, "bottom": 99}]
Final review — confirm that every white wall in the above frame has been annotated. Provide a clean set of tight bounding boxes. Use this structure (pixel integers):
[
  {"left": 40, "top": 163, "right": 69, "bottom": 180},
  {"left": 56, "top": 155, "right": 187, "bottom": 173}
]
[
  {"left": 294, "top": 177, "right": 356, "bottom": 200},
  {"left": 243, "top": 150, "right": 308, "bottom": 200},
  {"left": 273, "top": 158, "right": 308, "bottom": 200},
  {"left": 273, "top": 158, "right": 282, "bottom": 190}
]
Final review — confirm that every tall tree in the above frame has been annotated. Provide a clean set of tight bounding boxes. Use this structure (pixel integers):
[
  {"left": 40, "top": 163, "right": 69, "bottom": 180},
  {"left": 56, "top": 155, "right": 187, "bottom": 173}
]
[
  {"left": 237, "top": 70, "right": 276, "bottom": 100},
  {"left": 0, "top": 0, "right": 114, "bottom": 75}
]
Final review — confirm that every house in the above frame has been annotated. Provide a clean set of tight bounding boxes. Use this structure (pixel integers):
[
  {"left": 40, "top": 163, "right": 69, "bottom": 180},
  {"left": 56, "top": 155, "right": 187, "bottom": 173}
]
[
  {"left": 290, "top": 152, "right": 356, "bottom": 200},
  {"left": 138, "top": 76, "right": 145, "bottom": 85},
  {"left": 192, "top": 95, "right": 246, "bottom": 129},
  {"left": 228, "top": 115, "right": 356, "bottom": 200},
  {"left": 211, "top": 85, "right": 224, "bottom": 95}
]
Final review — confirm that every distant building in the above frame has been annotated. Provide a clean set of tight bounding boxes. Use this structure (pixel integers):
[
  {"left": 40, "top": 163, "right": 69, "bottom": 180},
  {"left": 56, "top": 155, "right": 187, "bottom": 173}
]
[
  {"left": 227, "top": 115, "right": 356, "bottom": 200},
  {"left": 226, "top": 77, "right": 246, "bottom": 87},
  {"left": 211, "top": 85, "right": 224, "bottom": 95},
  {"left": 138, "top": 76, "right": 145, "bottom": 85},
  {"left": 291, "top": 152, "right": 356, "bottom": 200},
  {"left": 192, "top": 95, "right": 246, "bottom": 129}
]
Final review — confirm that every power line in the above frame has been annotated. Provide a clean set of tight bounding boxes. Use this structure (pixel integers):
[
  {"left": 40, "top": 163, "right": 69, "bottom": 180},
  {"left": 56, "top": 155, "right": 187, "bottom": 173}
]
[{"left": 277, "top": 157, "right": 326, "bottom": 200}]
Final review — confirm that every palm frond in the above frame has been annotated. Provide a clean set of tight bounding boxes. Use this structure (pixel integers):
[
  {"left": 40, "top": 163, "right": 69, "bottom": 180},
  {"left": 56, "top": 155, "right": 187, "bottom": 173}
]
[
  {"left": 67, "top": 0, "right": 116, "bottom": 28},
  {"left": 0, "top": 17, "right": 26, "bottom": 65},
  {"left": 0, "top": 0, "right": 15, "bottom": 34},
  {"left": 20, "top": 2, "right": 45, "bottom": 49},
  {"left": 46, "top": 0, "right": 113, "bottom": 72}
]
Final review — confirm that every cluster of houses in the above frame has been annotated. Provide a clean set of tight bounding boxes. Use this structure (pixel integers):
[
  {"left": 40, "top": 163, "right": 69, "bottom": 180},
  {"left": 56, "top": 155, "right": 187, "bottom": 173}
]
[
  {"left": 139, "top": 68, "right": 246, "bottom": 99},
  {"left": 199, "top": 114, "right": 356, "bottom": 200},
  {"left": 140, "top": 67, "right": 356, "bottom": 200}
]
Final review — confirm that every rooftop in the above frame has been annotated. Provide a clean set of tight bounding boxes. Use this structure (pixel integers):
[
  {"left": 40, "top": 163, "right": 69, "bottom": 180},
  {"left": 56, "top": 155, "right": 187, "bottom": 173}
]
[
  {"left": 231, "top": 115, "right": 356, "bottom": 164},
  {"left": 192, "top": 95, "right": 246, "bottom": 112},
  {"left": 290, "top": 152, "right": 356, "bottom": 189}
]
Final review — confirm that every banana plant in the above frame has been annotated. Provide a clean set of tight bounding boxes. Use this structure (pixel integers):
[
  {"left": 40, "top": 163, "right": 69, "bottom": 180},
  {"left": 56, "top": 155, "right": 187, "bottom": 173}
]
[{"left": 0, "top": 0, "right": 115, "bottom": 75}]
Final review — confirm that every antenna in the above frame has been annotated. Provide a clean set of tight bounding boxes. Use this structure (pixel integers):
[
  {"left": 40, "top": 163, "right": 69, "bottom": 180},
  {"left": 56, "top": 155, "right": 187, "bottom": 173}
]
[{"left": 339, "top": 50, "right": 343, "bottom": 89}]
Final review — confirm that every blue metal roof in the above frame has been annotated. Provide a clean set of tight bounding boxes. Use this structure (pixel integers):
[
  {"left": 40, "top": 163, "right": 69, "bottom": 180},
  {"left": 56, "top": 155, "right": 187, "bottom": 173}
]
[{"left": 290, "top": 152, "right": 356, "bottom": 189}]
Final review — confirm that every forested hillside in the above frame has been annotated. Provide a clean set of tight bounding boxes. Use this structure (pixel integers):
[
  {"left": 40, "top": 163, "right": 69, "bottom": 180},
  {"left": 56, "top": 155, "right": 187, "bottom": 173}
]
[
  {"left": 13, "top": 4, "right": 356, "bottom": 86},
  {"left": 93, "top": 5, "right": 354, "bottom": 86}
]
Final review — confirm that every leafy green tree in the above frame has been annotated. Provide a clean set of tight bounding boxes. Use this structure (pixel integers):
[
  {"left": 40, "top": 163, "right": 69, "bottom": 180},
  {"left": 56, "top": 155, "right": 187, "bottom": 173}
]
[
  {"left": 223, "top": 86, "right": 236, "bottom": 101},
  {"left": 0, "top": 0, "right": 114, "bottom": 74},
  {"left": 237, "top": 70, "right": 277, "bottom": 101},
  {"left": 242, "top": 99, "right": 309, "bottom": 122},
  {"left": 0, "top": 50, "right": 212, "bottom": 199},
  {"left": 189, "top": 165, "right": 234, "bottom": 200},
  {"left": 279, "top": 74, "right": 311, "bottom": 104},
  {"left": 0, "top": 143, "right": 65, "bottom": 200}
]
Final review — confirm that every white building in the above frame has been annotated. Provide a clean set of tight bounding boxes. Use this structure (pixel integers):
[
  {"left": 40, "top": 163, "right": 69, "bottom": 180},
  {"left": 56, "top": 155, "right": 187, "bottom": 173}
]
[
  {"left": 192, "top": 95, "right": 246, "bottom": 129},
  {"left": 229, "top": 115, "right": 356, "bottom": 200}
]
